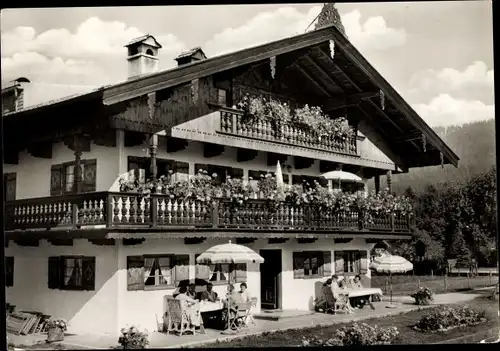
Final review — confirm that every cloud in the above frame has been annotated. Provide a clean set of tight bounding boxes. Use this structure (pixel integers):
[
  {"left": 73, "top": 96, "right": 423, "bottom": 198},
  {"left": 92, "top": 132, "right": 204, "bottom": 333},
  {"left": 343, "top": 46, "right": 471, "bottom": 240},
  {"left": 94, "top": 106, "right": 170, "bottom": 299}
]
[
  {"left": 409, "top": 61, "right": 494, "bottom": 95},
  {"left": 412, "top": 94, "right": 494, "bottom": 127},
  {"left": 204, "top": 6, "right": 407, "bottom": 57},
  {"left": 1, "top": 17, "right": 186, "bottom": 87},
  {"left": 342, "top": 10, "right": 407, "bottom": 51}
]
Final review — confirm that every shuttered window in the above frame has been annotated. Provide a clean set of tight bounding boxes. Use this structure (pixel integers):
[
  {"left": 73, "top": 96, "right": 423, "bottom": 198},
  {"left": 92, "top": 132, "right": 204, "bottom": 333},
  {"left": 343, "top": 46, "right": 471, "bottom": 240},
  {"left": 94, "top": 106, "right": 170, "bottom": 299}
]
[
  {"left": 3, "top": 173, "right": 16, "bottom": 202},
  {"left": 334, "top": 250, "right": 367, "bottom": 275},
  {"left": 293, "top": 251, "right": 331, "bottom": 279},
  {"left": 47, "top": 256, "right": 95, "bottom": 291},
  {"left": 127, "top": 254, "right": 192, "bottom": 291},
  {"left": 50, "top": 159, "right": 97, "bottom": 195},
  {"left": 5, "top": 257, "right": 14, "bottom": 287}
]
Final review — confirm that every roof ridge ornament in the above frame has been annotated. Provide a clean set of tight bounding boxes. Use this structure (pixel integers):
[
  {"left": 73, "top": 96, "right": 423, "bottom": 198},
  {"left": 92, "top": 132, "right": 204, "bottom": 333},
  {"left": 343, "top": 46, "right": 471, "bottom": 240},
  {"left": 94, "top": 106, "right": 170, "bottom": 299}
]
[{"left": 329, "top": 40, "right": 335, "bottom": 59}]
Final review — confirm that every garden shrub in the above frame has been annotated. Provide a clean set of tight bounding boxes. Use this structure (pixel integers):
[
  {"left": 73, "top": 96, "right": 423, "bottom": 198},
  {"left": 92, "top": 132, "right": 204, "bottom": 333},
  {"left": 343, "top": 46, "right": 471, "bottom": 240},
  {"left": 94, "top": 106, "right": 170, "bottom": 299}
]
[
  {"left": 118, "top": 326, "right": 149, "bottom": 349},
  {"left": 410, "top": 287, "right": 435, "bottom": 305},
  {"left": 413, "top": 306, "right": 486, "bottom": 332},
  {"left": 301, "top": 323, "right": 400, "bottom": 346}
]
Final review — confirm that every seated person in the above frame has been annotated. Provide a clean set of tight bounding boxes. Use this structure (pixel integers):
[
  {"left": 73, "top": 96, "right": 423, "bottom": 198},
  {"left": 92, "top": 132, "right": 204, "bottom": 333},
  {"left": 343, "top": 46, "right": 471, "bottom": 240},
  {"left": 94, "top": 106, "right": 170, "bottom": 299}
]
[
  {"left": 187, "top": 283, "right": 198, "bottom": 300},
  {"left": 319, "top": 279, "right": 336, "bottom": 312},
  {"left": 200, "top": 283, "right": 219, "bottom": 302},
  {"left": 330, "top": 275, "right": 342, "bottom": 295},
  {"left": 237, "top": 283, "right": 251, "bottom": 304},
  {"left": 175, "top": 286, "right": 201, "bottom": 327},
  {"left": 350, "top": 275, "right": 367, "bottom": 309}
]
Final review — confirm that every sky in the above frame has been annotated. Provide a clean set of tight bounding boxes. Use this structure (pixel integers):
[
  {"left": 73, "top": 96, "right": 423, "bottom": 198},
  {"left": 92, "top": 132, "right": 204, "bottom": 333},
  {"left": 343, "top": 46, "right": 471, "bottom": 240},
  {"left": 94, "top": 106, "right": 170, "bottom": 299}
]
[{"left": 0, "top": 1, "right": 494, "bottom": 128}]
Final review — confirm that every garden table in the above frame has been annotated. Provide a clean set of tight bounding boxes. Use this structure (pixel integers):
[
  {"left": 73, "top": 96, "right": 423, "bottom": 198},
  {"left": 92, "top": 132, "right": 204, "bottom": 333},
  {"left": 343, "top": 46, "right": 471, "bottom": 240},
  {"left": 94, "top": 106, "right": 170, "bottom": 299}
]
[
  {"left": 341, "top": 288, "right": 383, "bottom": 310},
  {"left": 199, "top": 301, "right": 225, "bottom": 313}
]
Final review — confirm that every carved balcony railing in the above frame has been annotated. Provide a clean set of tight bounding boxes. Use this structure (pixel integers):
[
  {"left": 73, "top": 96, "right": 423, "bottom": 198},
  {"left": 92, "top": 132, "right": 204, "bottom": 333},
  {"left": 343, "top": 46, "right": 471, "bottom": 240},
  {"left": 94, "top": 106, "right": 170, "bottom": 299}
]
[
  {"left": 5, "top": 192, "right": 412, "bottom": 234},
  {"left": 218, "top": 107, "right": 358, "bottom": 156}
]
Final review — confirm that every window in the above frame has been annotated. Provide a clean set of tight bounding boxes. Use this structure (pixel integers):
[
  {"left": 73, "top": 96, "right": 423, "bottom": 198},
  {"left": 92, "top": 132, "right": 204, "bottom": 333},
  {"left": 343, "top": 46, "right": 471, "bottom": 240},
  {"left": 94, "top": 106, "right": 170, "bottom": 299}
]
[
  {"left": 126, "top": 254, "right": 189, "bottom": 291},
  {"left": 195, "top": 254, "right": 246, "bottom": 284},
  {"left": 48, "top": 256, "right": 95, "bottom": 291},
  {"left": 194, "top": 164, "right": 243, "bottom": 184},
  {"left": 334, "top": 250, "right": 368, "bottom": 275},
  {"left": 217, "top": 89, "right": 228, "bottom": 106},
  {"left": 3, "top": 173, "right": 16, "bottom": 202},
  {"left": 128, "top": 157, "right": 189, "bottom": 183},
  {"left": 50, "top": 159, "right": 96, "bottom": 195},
  {"left": 5, "top": 257, "right": 14, "bottom": 287},
  {"left": 293, "top": 251, "right": 331, "bottom": 279}
]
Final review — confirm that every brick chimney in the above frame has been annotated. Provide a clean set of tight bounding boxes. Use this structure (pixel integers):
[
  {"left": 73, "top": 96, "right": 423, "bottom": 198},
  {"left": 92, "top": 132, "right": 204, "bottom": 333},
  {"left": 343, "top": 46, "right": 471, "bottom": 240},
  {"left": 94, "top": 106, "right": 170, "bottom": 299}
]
[
  {"left": 174, "top": 47, "right": 207, "bottom": 66},
  {"left": 125, "top": 34, "right": 162, "bottom": 79},
  {"left": 1, "top": 77, "right": 30, "bottom": 113}
]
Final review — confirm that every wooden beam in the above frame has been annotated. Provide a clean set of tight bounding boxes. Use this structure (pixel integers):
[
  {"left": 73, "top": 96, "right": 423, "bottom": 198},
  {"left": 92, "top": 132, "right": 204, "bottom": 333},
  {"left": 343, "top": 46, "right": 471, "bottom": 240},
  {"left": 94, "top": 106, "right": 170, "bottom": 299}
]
[
  {"left": 319, "top": 160, "right": 337, "bottom": 173},
  {"left": 294, "top": 156, "right": 315, "bottom": 170},
  {"left": 4, "top": 150, "right": 19, "bottom": 164},
  {"left": 27, "top": 140, "right": 53, "bottom": 159},
  {"left": 166, "top": 137, "right": 188, "bottom": 153},
  {"left": 268, "top": 238, "right": 289, "bottom": 244},
  {"left": 267, "top": 152, "right": 288, "bottom": 167},
  {"left": 48, "top": 239, "right": 73, "bottom": 246},
  {"left": 92, "top": 129, "right": 117, "bottom": 147},
  {"left": 64, "top": 134, "right": 91, "bottom": 152},
  {"left": 237, "top": 148, "right": 258, "bottom": 163},
  {"left": 123, "top": 238, "right": 145, "bottom": 246},
  {"left": 184, "top": 237, "right": 206, "bottom": 245},
  {"left": 88, "top": 239, "right": 115, "bottom": 246},
  {"left": 322, "top": 92, "right": 381, "bottom": 111},
  {"left": 124, "top": 131, "right": 147, "bottom": 147},
  {"left": 393, "top": 132, "right": 423, "bottom": 143},
  {"left": 295, "top": 63, "right": 332, "bottom": 97},
  {"left": 203, "top": 142, "right": 225, "bottom": 158},
  {"left": 236, "top": 238, "right": 257, "bottom": 244}
]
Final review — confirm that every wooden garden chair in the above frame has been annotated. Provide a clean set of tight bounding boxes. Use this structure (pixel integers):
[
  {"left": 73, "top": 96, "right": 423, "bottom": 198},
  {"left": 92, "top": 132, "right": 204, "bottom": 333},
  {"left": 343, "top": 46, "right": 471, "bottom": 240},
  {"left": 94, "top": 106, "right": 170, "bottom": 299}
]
[
  {"left": 334, "top": 293, "right": 354, "bottom": 314},
  {"left": 237, "top": 298, "right": 257, "bottom": 328},
  {"left": 166, "top": 298, "right": 196, "bottom": 336}
]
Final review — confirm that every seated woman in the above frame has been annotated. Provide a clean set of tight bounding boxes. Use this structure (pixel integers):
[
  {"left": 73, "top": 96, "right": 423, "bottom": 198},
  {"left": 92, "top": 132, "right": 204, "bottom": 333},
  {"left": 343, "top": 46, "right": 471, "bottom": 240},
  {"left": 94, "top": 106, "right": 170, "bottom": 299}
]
[
  {"left": 318, "top": 279, "right": 336, "bottom": 312},
  {"left": 349, "top": 275, "right": 367, "bottom": 309},
  {"left": 175, "top": 286, "right": 201, "bottom": 327},
  {"left": 237, "top": 283, "right": 251, "bottom": 304},
  {"left": 200, "top": 283, "right": 219, "bottom": 302}
]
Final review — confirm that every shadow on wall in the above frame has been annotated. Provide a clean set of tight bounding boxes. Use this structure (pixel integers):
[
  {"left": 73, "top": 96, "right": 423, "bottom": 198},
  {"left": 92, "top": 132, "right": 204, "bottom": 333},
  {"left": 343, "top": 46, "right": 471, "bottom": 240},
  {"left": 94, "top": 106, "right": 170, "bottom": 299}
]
[{"left": 308, "top": 281, "right": 325, "bottom": 310}]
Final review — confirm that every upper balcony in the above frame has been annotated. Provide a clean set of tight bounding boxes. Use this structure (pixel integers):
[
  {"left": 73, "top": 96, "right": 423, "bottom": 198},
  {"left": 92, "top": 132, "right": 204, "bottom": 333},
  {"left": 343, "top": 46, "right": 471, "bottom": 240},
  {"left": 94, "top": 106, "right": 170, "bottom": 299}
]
[{"left": 218, "top": 107, "right": 358, "bottom": 157}]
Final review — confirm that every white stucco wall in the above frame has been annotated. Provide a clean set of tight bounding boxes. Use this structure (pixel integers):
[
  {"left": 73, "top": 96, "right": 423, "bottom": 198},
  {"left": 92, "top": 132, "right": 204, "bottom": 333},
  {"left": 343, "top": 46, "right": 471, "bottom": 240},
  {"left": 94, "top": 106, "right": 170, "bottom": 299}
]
[
  {"left": 5, "top": 239, "right": 118, "bottom": 335},
  {"left": 3, "top": 141, "right": 120, "bottom": 200}
]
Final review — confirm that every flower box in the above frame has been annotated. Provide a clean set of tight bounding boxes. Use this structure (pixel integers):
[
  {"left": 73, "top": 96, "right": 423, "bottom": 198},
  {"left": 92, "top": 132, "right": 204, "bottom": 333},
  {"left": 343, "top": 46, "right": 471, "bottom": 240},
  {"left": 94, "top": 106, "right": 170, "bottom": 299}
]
[{"left": 47, "top": 327, "right": 64, "bottom": 343}]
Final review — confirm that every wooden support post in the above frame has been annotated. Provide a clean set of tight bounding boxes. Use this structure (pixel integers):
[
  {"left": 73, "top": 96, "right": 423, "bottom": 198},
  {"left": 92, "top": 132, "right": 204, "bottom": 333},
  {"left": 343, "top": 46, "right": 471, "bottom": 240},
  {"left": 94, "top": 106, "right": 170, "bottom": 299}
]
[
  {"left": 374, "top": 174, "right": 380, "bottom": 194},
  {"left": 149, "top": 134, "right": 158, "bottom": 184},
  {"left": 444, "top": 274, "right": 448, "bottom": 292},
  {"left": 74, "top": 150, "right": 83, "bottom": 193}
]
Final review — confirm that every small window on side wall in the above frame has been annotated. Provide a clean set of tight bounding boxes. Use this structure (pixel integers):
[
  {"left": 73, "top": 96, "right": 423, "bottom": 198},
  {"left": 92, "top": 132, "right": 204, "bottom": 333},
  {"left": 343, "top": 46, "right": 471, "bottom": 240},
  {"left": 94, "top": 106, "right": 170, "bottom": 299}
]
[{"left": 48, "top": 256, "right": 95, "bottom": 291}]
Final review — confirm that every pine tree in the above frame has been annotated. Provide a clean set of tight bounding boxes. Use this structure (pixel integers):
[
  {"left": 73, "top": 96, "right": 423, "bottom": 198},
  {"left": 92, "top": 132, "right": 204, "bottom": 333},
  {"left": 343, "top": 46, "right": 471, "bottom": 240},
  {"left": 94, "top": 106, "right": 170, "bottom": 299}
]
[{"left": 314, "top": 2, "right": 347, "bottom": 37}]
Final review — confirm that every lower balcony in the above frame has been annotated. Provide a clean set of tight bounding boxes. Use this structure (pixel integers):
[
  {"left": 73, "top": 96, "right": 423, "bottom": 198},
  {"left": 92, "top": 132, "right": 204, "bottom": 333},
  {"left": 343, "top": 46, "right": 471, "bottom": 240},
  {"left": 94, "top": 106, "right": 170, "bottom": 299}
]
[{"left": 4, "top": 192, "right": 413, "bottom": 234}]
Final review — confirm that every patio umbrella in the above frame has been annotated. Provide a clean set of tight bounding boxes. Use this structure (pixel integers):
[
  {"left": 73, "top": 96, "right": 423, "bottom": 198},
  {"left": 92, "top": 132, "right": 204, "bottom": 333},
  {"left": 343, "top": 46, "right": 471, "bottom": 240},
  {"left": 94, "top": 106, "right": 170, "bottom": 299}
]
[
  {"left": 196, "top": 240, "right": 264, "bottom": 333},
  {"left": 275, "top": 161, "right": 285, "bottom": 200},
  {"left": 370, "top": 254, "right": 413, "bottom": 308},
  {"left": 321, "top": 170, "right": 362, "bottom": 191}
]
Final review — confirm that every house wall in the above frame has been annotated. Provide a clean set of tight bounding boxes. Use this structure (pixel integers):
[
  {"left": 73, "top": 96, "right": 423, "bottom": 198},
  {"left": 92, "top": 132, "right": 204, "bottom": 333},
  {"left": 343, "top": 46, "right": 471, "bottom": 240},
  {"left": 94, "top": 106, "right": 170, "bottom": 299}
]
[
  {"left": 3, "top": 141, "right": 120, "bottom": 200},
  {"left": 5, "top": 239, "right": 119, "bottom": 335},
  {"left": 5, "top": 236, "right": 373, "bottom": 336}
]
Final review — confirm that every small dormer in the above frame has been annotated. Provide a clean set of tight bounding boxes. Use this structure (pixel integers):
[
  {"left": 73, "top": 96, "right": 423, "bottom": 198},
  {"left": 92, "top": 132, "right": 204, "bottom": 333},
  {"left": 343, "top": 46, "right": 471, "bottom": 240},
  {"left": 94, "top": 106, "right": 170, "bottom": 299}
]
[
  {"left": 125, "top": 34, "right": 162, "bottom": 79},
  {"left": 1, "top": 77, "right": 31, "bottom": 113},
  {"left": 174, "top": 47, "right": 207, "bottom": 66}
]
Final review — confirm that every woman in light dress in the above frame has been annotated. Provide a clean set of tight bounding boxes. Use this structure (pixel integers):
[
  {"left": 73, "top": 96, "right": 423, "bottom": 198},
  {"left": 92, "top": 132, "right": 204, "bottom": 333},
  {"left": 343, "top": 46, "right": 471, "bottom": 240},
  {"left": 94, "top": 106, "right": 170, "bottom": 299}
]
[{"left": 175, "top": 286, "right": 201, "bottom": 327}]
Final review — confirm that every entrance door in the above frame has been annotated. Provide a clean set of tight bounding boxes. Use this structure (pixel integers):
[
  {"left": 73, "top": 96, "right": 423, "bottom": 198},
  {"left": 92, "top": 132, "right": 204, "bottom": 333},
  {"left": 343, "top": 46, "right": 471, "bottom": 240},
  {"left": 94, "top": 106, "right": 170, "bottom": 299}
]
[{"left": 260, "top": 249, "right": 282, "bottom": 310}]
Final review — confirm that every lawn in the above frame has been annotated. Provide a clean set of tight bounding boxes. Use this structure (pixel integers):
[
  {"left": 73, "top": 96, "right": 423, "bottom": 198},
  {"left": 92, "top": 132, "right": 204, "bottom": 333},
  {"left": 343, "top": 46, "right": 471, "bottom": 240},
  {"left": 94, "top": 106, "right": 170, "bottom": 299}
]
[
  {"left": 203, "top": 293, "right": 499, "bottom": 347},
  {"left": 371, "top": 274, "right": 498, "bottom": 296}
]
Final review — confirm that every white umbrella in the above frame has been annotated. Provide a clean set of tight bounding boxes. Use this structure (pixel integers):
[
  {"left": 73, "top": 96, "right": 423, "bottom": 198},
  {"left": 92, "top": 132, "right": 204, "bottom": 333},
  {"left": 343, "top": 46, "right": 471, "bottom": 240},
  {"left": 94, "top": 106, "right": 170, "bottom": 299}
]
[
  {"left": 275, "top": 161, "right": 285, "bottom": 200},
  {"left": 370, "top": 254, "right": 413, "bottom": 308},
  {"left": 321, "top": 170, "right": 362, "bottom": 192},
  {"left": 196, "top": 240, "right": 264, "bottom": 333}
]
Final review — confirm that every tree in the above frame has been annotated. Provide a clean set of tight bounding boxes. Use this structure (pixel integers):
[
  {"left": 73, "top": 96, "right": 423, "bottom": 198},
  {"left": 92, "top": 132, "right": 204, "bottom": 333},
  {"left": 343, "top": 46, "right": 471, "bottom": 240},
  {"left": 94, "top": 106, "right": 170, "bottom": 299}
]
[{"left": 315, "top": 3, "right": 347, "bottom": 37}]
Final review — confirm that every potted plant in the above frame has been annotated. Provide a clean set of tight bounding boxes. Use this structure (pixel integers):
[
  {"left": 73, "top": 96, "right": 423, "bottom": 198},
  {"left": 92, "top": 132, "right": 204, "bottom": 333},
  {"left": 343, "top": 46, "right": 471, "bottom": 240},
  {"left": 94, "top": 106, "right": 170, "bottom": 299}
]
[
  {"left": 410, "top": 287, "right": 434, "bottom": 305},
  {"left": 118, "top": 326, "right": 149, "bottom": 349},
  {"left": 46, "top": 318, "right": 67, "bottom": 343}
]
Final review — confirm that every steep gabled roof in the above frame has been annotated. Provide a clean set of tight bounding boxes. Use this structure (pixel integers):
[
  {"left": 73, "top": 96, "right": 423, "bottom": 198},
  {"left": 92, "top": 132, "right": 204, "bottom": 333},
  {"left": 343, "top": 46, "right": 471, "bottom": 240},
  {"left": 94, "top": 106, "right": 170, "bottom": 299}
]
[{"left": 125, "top": 34, "right": 162, "bottom": 48}]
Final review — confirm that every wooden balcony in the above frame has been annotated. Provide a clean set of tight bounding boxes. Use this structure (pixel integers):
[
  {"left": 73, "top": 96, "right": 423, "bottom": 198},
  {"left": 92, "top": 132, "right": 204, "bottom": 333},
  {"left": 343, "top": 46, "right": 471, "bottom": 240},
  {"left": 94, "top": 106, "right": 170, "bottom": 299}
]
[
  {"left": 5, "top": 192, "right": 412, "bottom": 234},
  {"left": 218, "top": 107, "right": 358, "bottom": 156}
]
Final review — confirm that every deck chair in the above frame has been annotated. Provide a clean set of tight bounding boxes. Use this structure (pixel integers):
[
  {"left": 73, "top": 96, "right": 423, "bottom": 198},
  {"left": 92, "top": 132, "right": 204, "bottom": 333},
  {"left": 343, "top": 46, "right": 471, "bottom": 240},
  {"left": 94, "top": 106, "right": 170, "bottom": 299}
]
[
  {"left": 238, "top": 298, "right": 257, "bottom": 328},
  {"left": 166, "top": 298, "right": 196, "bottom": 336},
  {"left": 335, "top": 293, "right": 354, "bottom": 314}
]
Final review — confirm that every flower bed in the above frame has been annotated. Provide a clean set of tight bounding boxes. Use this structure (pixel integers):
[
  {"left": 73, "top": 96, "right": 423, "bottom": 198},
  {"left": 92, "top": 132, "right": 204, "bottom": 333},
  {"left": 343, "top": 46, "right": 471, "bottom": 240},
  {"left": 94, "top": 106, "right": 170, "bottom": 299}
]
[
  {"left": 413, "top": 306, "right": 487, "bottom": 333},
  {"left": 117, "top": 326, "right": 149, "bottom": 349},
  {"left": 411, "top": 287, "right": 435, "bottom": 305},
  {"left": 301, "top": 323, "right": 400, "bottom": 346}
]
